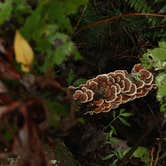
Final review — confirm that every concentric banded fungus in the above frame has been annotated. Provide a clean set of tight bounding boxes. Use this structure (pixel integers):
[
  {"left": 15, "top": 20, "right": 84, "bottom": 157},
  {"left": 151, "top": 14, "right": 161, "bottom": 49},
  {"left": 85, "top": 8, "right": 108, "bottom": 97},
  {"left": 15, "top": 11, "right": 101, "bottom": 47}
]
[
  {"left": 72, "top": 90, "right": 88, "bottom": 103},
  {"left": 69, "top": 64, "right": 154, "bottom": 114}
]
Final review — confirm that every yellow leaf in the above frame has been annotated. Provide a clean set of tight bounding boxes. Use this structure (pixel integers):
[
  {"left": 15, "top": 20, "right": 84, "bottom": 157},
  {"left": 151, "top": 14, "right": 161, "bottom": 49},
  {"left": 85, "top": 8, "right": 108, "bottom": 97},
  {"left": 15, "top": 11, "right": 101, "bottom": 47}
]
[{"left": 14, "top": 30, "right": 34, "bottom": 72}]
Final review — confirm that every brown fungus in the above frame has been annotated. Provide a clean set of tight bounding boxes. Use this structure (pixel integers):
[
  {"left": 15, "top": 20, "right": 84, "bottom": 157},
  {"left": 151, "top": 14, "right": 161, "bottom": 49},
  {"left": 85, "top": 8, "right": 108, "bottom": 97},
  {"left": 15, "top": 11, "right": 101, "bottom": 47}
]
[
  {"left": 139, "top": 69, "right": 154, "bottom": 86},
  {"left": 92, "top": 99, "right": 104, "bottom": 107},
  {"left": 135, "top": 80, "right": 145, "bottom": 89},
  {"left": 132, "top": 63, "right": 144, "bottom": 72},
  {"left": 70, "top": 64, "right": 154, "bottom": 114}
]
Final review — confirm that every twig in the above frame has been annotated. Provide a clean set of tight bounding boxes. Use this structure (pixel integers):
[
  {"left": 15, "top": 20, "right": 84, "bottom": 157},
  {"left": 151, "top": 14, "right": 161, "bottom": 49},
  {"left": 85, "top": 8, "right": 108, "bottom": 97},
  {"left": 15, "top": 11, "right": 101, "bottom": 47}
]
[
  {"left": 73, "top": 5, "right": 87, "bottom": 33},
  {"left": 150, "top": 147, "right": 155, "bottom": 166},
  {"left": 0, "top": 152, "right": 13, "bottom": 161},
  {"left": 0, "top": 101, "right": 21, "bottom": 117},
  {"left": 154, "top": 142, "right": 161, "bottom": 166},
  {"left": 116, "top": 124, "right": 155, "bottom": 166},
  {"left": 103, "top": 111, "right": 121, "bottom": 131},
  {"left": 142, "top": 24, "right": 166, "bottom": 31},
  {"left": 75, "top": 12, "right": 166, "bottom": 35},
  {"left": 37, "top": 76, "right": 67, "bottom": 93}
]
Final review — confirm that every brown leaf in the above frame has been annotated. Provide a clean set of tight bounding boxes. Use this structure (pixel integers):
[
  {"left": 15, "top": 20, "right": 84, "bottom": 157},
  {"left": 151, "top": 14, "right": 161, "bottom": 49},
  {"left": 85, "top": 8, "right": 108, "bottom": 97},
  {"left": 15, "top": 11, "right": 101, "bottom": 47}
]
[{"left": 0, "top": 59, "right": 21, "bottom": 80}]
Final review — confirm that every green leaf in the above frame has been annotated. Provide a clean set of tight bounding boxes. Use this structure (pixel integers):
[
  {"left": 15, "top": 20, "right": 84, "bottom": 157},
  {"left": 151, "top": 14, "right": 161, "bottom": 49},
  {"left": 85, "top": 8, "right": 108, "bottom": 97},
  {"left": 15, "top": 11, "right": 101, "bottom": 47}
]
[
  {"left": 12, "top": 0, "right": 32, "bottom": 24},
  {"left": 140, "top": 40, "right": 166, "bottom": 112},
  {"left": 156, "top": 72, "right": 166, "bottom": 101},
  {"left": 157, "top": 84, "right": 166, "bottom": 101},
  {"left": 78, "top": 117, "right": 86, "bottom": 124},
  {"left": 112, "top": 110, "right": 116, "bottom": 119},
  {"left": 0, "top": 0, "right": 13, "bottom": 25},
  {"left": 120, "top": 112, "right": 133, "bottom": 117},
  {"left": 141, "top": 41, "right": 166, "bottom": 70},
  {"left": 110, "top": 126, "right": 117, "bottom": 135},
  {"left": 160, "top": 102, "right": 166, "bottom": 112},
  {"left": 73, "top": 78, "right": 87, "bottom": 86},
  {"left": 133, "top": 146, "right": 148, "bottom": 162},
  {"left": 120, "top": 108, "right": 125, "bottom": 114},
  {"left": 19, "top": 0, "right": 87, "bottom": 73},
  {"left": 160, "top": 151, "right": 166, "bottom": 159},
  {"left": 123, "top": 147, "right": 131, "bottom": 156},
  {"left": 21, "top": 5, "right": 44, "bottom": 39},
  {"left": 102, "top": 153, "right": 115, "bottom": 160},
  {"left": 45, "top": 0, "right": 88, "bottom": 33},
  {"left": 40, "top": 36, "right": 80, "bottom": 72},
  {"left": 67, "top": 69, "right": 75, "bottom": 85},
  {"left": 119, "top": 117, "right": 130, "bottom": 126},
  {"left": 40, "top": 52, "right": 54, "bottom": 72},
  {"left": 72, "top": 49, "right": 83, "bottom": 61},
  {"left": 151, "top": 48, "right": 166, "bottom": 62},
  {"left": 44, "top": 99, "right": 69, "bottom": 127},
  {"left": 108, "top": 126, "right": 117, "bottom": 138},
  {"left": 159, "top": 41, "right": 166, "bottom": 49},
  {"left": 111, "top": 159, "right": 118, "bottom": 166},
  {"left": 54, "top": 41, "right": 75, "bottom": 65},
  {"left": 108, "top": 130, "right": 114, "bottom": 138},
  {"left": 115, "top": 149, "right": 123, "bottom": 159}
]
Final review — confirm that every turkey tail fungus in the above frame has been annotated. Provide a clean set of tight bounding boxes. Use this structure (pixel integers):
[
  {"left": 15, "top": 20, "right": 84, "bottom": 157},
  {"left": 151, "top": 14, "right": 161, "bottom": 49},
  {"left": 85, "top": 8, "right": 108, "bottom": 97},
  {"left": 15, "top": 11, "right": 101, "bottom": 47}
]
[{"left": 69, "top": 64, "right": 154, "bottom": 114}]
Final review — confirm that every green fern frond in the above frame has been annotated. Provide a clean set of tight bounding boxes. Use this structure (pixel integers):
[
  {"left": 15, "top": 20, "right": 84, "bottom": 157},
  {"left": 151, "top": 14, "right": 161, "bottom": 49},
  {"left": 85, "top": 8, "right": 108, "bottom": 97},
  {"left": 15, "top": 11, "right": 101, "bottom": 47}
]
[{"left": 126, "top": 0, "right": 165, "bottom": 26}]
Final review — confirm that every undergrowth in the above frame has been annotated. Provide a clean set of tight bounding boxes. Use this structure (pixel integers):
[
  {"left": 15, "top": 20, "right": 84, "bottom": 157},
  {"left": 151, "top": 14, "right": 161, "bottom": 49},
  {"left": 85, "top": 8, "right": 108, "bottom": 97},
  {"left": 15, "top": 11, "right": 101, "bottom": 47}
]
[{"left": 0, "top": 0, "right": 165, "bottom": 166}]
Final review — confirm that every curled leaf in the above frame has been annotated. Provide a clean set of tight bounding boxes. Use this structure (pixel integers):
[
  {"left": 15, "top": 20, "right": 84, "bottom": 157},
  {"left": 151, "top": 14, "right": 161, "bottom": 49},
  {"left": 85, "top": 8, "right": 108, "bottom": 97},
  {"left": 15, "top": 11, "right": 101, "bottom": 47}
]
[{"left": 14, "top": 30, "right": 34, "bottom": 72}]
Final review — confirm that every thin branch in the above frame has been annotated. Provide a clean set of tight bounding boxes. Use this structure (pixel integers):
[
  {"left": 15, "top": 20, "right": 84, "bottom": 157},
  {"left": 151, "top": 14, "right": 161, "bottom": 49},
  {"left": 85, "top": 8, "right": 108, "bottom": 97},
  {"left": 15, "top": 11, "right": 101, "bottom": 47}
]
[
  {"left": 37, "top": 76, "right": 67, "bottom": 93},
  {"left": 74, "top": 12, "right": 166, "bottom": 35},
  {"left": 150, "top": 147, "right": 155, "bottom": 166},
  {"left": 154, "top": 142, "right": 161, "bottom": 166},
  {"left": 73, "top": 5, "right": 87, "bottom": 32},
  {"left": 116, "top": 121, "right": 156, "bottom": 166}
]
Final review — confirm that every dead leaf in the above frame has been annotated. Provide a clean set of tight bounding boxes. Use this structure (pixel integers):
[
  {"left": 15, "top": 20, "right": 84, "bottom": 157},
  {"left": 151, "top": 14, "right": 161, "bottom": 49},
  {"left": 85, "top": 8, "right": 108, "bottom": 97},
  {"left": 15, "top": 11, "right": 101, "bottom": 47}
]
[
  {"left": 0, "top": 59, "right": 21, "bottom": 80},
  {"left": 0, "top": 81, "right": 7, "bottom": 93},
  {"left": 0, "top": 38, "right": 6, "bottom": 54},
  {"left": 14, "top": 31, "right": 34, "bottom": 72}
]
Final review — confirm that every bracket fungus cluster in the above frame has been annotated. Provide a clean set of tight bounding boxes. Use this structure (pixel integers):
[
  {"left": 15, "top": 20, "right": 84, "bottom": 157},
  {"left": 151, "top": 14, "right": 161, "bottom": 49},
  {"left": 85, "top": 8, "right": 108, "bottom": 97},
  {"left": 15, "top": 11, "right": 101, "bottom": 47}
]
[{"left": 69, "top": 64, "right": 154, "bottom": 114}]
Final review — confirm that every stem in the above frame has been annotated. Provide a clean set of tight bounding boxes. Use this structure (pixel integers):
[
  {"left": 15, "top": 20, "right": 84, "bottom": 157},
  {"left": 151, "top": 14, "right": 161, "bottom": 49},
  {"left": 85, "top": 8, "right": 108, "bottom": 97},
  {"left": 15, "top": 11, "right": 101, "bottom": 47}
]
[
  {"left": 74, "top": 12, "right": 166, "bottom": 35},
  {"left": 104, "top": 113, "right": 121, "bottom": 131}
]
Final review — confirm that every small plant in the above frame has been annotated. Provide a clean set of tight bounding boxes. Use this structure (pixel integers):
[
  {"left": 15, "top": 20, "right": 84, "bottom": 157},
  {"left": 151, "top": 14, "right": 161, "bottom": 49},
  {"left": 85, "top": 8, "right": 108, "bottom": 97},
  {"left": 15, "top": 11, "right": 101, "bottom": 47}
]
[
  {"left": 103, "top": 109, "right": 132, "bottom": 166},
  {"left": 105, "top": 109, "right": 132, "bottom": 132},
  {"left": 140, "top": 41, "right": 166, "bottom": 165},
  {"left": 140, "top": 41, "right": 166, "bottom": 114},
  {"left": 0, "top": 0, "right": 88, "bottom": 73},
  {"left": 103, "top": 148, "right": 128, "bottom": 166},
  {"left": 103, "top": 109, "right": 132, "bottom": 164},
  {"left": 0, "top": 1, "right": 165, "bottom": 165}
]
